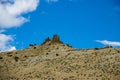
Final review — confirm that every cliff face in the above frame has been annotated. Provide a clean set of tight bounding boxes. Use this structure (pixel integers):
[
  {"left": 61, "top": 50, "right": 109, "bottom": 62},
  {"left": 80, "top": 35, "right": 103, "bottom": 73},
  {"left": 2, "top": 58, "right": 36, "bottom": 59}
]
[{"left": 0, "top": 35, "right": 120, "bottom": 80}]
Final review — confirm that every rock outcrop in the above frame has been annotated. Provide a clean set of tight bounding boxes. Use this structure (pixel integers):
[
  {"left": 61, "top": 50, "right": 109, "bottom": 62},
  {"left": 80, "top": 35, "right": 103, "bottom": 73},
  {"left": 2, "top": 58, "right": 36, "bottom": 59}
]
[
  {"left": 41, "top": 34, "right": 63, "bottom": 45},
  {"left": 51, "top": 34, "right": 62, "bottom": 43}
]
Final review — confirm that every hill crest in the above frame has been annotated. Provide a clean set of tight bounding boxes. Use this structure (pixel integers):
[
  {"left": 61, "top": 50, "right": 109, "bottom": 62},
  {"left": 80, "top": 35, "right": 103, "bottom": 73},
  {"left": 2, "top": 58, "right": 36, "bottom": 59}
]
[{"left": 0, "top": 35, "right": 120, "bottom": 80}]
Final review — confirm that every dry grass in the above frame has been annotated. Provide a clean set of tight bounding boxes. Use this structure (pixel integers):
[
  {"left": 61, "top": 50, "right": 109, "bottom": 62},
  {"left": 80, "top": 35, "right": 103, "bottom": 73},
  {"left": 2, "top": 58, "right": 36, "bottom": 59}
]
[{"left": 0, "top": 40, "right": 120, "bottom": 80}]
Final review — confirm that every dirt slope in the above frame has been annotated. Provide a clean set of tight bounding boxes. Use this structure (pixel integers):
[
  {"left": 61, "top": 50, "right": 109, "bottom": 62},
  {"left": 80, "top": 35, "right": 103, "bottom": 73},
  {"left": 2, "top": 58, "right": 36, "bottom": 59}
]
[{"left": 0, "top": 35, "right": 120, "bottom": 80}]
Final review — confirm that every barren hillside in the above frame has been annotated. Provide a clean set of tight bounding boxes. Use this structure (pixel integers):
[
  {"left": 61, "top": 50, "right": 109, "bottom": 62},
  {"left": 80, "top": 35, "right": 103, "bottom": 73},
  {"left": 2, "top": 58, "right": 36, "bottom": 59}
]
[{"left": 0, "top": 35, "right": 120, "bottom": 80}]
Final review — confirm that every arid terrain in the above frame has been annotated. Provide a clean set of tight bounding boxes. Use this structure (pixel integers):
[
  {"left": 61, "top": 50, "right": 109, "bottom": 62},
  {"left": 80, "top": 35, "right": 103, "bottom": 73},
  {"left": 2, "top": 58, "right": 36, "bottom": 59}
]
[{"left": 0, "top": 35, "right": 120, "bottom": 80}]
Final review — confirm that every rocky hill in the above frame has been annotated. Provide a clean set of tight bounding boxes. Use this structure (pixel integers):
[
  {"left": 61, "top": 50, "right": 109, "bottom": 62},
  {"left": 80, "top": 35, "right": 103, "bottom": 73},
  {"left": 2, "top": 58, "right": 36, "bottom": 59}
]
[{"left": 0, "top": 35, "right": 120, "bottom": 80}]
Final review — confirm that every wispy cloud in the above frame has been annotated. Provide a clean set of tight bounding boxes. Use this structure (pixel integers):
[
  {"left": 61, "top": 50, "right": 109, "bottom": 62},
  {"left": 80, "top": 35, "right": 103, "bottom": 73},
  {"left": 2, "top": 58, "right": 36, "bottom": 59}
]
[
  {"left": 45, "top": 0, "right": 58, "bottom": 3},
  {"left": 0, "top": 0, "right": 39, "bottom": 28},
  {"left": 96, "top": 40, "right": 120, "bottom": 46}
]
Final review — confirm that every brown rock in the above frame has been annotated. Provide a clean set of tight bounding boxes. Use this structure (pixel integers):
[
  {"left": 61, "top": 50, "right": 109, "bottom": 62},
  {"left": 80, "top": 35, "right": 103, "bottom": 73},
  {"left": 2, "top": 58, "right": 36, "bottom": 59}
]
[{"left": 51, "top": 34, "right": 62, "bottom": 43}]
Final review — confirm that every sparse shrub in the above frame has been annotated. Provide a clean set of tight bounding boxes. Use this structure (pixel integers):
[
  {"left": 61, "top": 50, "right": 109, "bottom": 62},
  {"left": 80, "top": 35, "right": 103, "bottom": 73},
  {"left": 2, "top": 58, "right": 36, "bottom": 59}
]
[
  {"left": 48, "top": 43, "right": 51, "bottom": 45},
  {"left": 48, "top": 78, "right": 55, "bottom": 80},
  {"left": 56, "top": 47, "right": 59, "bottom": 49},
  {"left": 104, "top": 46, "right": 112, "bottom": 48},
  {"left": 46, "top": 53, "right": 49, "bottom": 55},
  {"left": 29, "top": 44, "right": 37, "bottom": 48},
  {"left": 7, "top": 52, "right": 13, "bottom": 57},
  {"left": 0, "top": 56, "right": 3, "bottom": 59},
  {"left": 8, "top": 54, "right": 12, "bottom": 57},
  {"left": 62, "top": 44, "right": 65, "bottom": 46},
  {"left": 7, "top": 52, "right": 12, "bottom": 54},
  {"left": 94, "top": 48, "right": 99, "bottom": 50},
  {"left": 24, "top": 56, "right": 28, "bottom": 58},
  {"left": 109, "top": 46, "right": 112, "bottom": 48},
  {"left": 46, "top": 48, "right": 49, "bottom": 50},
  {"left": 69, "top": 76, "right": 75, "bottom": 79},
  {"left": 48, "top": 50, "right": 51, "bottom": 52},
  {"left": 34, "top": 44, "right": 37, "bottom": 46},
  {"left": 33, "top": 46, "right": 37, "bottom": 49},
  {"left": 66, "top": 44, "right": 72, "bottom": 47},
  {"left": 56, "top": 54, "right": 59, "bottom": 56},
  {"left": 63, "top": 78, "right": 69, "bottom": 80},
  {"left": 14, "top": 56, "right": 19, "bottom": 62},
  {"left": 67, "top": 53, "right": 73, "bottom": 55},
  {"left": 29, "top": 44, "right": 34, "bottom": 47},
  {"left": 115, "top": 49, "right": 120, "bottom": 53}
]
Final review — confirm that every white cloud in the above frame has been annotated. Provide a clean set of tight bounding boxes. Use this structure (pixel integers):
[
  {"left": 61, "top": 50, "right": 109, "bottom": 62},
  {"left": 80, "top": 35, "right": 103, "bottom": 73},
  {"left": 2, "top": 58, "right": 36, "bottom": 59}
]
[
  {"left": 45, "top": 0, "right": 58, "bottom": 3},
  {"left": 0, "top": 33, "right": 16, "bottom": 52},
  {"left": 96, "top": 40, "right": 120, "bottom": 47},
  {"left": 0, "top": 0, "right": 39, "bottom": 52},
  {"left": 0, "top": 0, "right": 39, "bottom": 28},
  {"left": 8, "top": 46, "right": 16, "bottom": 51}
]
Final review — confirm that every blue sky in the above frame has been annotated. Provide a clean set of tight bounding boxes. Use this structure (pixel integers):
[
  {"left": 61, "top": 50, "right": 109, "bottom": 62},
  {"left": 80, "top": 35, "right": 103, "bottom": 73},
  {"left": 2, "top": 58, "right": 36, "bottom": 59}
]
[{"left": 0, "top": 0, "right": 120, "bottom": 51}]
